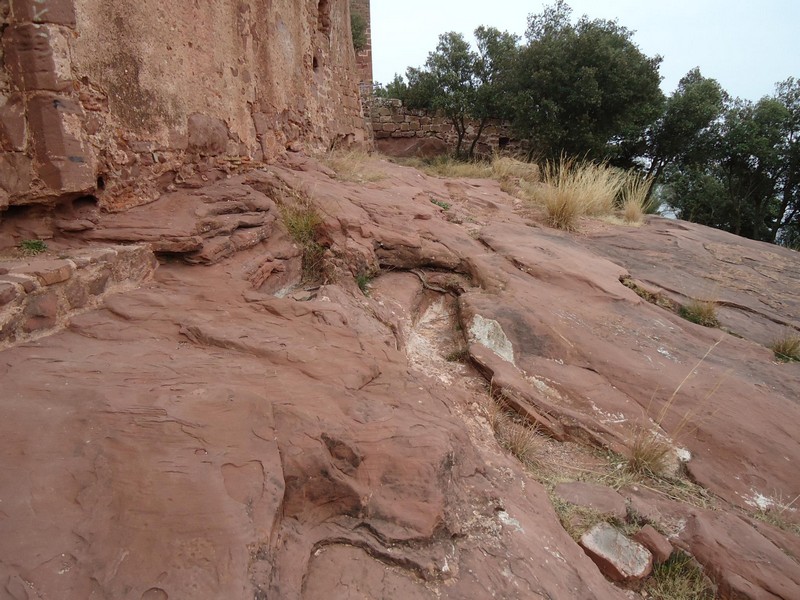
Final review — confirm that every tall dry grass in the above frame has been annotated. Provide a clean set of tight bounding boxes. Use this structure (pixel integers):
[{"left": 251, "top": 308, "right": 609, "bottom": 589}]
[
  {"left": 323, "top": 149, "right": 386, "bottom": 183},
  {"left": 619, "top": 173, "right": 654, "bottom": 224},
  {"left": 526, "top": 156, "right": 654, "bottom": 230}
]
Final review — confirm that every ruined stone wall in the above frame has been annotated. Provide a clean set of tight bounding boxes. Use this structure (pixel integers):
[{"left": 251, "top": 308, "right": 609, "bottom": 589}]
[
  {"left": 370, "top": 98, "right": 522, "bottom": 156},
  {"left": 0, "top": 0, "right": 368, "bottom": 213}
]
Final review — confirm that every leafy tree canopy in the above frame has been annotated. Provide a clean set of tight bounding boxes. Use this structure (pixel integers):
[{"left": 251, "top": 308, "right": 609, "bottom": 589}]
[{"left": 512, "top": 1, "right": 664, "bottom": 163}]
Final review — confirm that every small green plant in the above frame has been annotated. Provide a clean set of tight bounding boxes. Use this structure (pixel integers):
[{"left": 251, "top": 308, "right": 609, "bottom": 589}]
[
  {"left": 643, "top": 551, "right": 715, "bottom": 600},
  {"left": 18, "top": 239, "right": 47, "bottom": 256},
  {"left": 679, "top": 299, "right": 719, "bottom": 327},
  {"left": 355, "top": 271, "right": 372, "bottom": 295},
  {"left": 549, "top": 494, "right": 606, "bottom": 540},
  {"left": 430, "top": 197, "right": 451, "bottom": 211},
  {"left": 276, "top": 186, "right": 326, "bottom": 282},
  {"left": 770, "top": 335, "right": 800, "bottom": 362}
]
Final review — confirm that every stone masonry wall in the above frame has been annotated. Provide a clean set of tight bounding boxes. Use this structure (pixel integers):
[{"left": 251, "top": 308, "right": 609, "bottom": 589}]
[
  {"left": 0, "top": 0, "right": 369, "bottom": 214},
  {"left": 370, "top": 98, "right": 523, "bottom": 156}
]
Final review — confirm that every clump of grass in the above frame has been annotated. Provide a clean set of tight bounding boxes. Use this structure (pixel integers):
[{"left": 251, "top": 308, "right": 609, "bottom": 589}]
[
  {"left": 752, "top": 493, "right": 800, "bottom": 534},
  {"left": 679, "top": 299, "right": 719, "bottom": 327},
  {"left": 420, "top": 155, "right": 493, "bottom": 179},
  {"left": 549, "top": 495, "right": 606, "bottom": 540},
  {"left": 643, "top": 551, "right": 715, "bottom": 600},
  {"left": 620, "top": 277, "right": 677, "bottom": 310},
  {"left": 430, "top": 197, "right": 451, "bottom": 210},
  {"left": 628, "top": 428, "right": 673, "bottom": 477},
  {"left": 485, "top": 400, "right": 541, "bottom": 467},
  {"left": 529, "top": 156, "right": 628, "bottom": 231},
  {"left": 626, "top": 340, "right": 726, "bottom": 478},
  {"left": 18, "top": 239, "right": 47, "bottom": 256},
  {"left": 770, "top": 335, "right": 800, "bottom": 362},
  {"left": 355, "top": 271, "right": 373, "bottom": 295},
  {"left": 490, "top": 155, "right": 540, "bottom": 182},
  {"left": 323, "top": 149, "right": 385, "bottom": 183},
  {"left": 618, "top": 173, "right": 653, "bottom": 224},
  {"left": 275, "top": 186, "right": 326, "bottom": 282}
]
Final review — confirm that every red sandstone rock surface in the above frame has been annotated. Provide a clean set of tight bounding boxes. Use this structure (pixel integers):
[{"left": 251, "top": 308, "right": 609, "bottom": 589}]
[{"left": 1, "top": 156, "right": 799, "bottom": 599}]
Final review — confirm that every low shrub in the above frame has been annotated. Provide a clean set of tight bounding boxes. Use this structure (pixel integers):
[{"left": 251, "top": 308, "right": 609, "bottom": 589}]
[{"left": 18, "top": 239, "right": 47, "bottom": 256}]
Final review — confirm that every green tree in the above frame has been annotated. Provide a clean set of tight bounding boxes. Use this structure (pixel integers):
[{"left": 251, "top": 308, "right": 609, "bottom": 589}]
[
  {"left": 643, "top": 68, "right": 727, "bottom": 199},
  {"left": 666, "top": 80, "right": 800, "bottom": 244},
  {"left": 511, "top": 1, "right": 664, "bottom": 163},
  {"left": 469, "top": 27, "right": 519, "bottom": 157},
  {"left": 405, "top": 32, "right": 479, "bottom": 157}
]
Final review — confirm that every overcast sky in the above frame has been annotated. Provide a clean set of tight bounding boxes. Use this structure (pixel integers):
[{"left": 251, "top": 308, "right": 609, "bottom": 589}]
[{"left": 371, "top": 0, "right": 798, "bottom": 101}]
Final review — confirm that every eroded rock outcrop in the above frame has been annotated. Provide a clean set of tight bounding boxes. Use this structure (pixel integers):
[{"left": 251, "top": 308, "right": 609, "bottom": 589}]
[{"left": 0, "top": 155, "right": 798, "bottom": 598}]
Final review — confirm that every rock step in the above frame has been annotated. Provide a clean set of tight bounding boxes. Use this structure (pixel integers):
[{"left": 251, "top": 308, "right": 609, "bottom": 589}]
[{"left": 0, "top": 245, "right": 157, "bottom": 348}]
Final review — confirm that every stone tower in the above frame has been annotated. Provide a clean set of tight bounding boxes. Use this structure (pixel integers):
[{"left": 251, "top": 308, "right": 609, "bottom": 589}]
[{"left": 350, "top": 0, "right": 373, "bottom": 94}]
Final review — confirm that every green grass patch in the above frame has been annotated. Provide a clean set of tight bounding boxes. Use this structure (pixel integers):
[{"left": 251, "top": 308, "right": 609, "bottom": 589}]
[{"left": 18, "top": 239, "right": 47, "bottom": 256}]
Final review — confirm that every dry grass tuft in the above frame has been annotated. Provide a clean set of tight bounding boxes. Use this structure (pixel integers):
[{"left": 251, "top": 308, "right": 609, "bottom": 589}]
[
  {"left": 770, "top": 335, "right": 800, "bottom": 362},
  {"left": 527, "top": 156, "right": 629, "bottom": 231},
  {"left": 491, "top": 156, "right": 540, "bottom": 182},
  {"left": 323, "top": 149, "right": 386, "bottom": 183},
  {"left": 644, "top": 551, "right": 716, "bottom": 600},
  {"left": 627, "top": 428, "right": 673, "bottom": 477},
  {"left": 274, "top": 186, "right": 326, "bottom": 282},
  {"left": 679, "top": 299, "right": 719, "bottom": 328},
  {"left": 752, "top": 493, "right": 800, "bottom": 534},
  {"left": 549, "top": 495, "right": 606, "bottom": 540},
  {"left": 485, "top": 400, "right": 542, "bottom": 467},
  {"left": 619, "top": 173, "right": 653, "bottom": 224}
]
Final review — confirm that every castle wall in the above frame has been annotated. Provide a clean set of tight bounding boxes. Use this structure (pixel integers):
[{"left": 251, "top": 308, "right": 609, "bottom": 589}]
[{"left": 0, "top": 0, "right": 369, "bottom": 212}]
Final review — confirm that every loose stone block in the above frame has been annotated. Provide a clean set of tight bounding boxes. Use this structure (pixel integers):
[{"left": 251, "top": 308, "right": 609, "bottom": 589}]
[
  {"left": 22, "top": 290, "right": 58, "bottom": 332},
  {"left": 633, "top": 525, "right": 673, "bottom": 564},
  {"left": 0, "top": 282, "right": 18, "bottom": 305},
  {"left": 580, "top": 522, "right": 653, "bottom": 582}
]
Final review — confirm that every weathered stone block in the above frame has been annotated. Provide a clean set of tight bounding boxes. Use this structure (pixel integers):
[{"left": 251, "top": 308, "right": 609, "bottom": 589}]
[
  {"left": 84, "top": 268, "right": 111, "bottom": 296},
  {"left": 23, "top": 290, "right": 58, "bottom": 332},
  {"left": 64, "top": 278, "right": 88, "bottom": 308},
  {"left": 633, "top": 525, "right": 673, "bottom": 564},
  {"left": 10, "top": 0, "right": 77, "bottom": 26},
  {"left": 11, "top": 258, "right": 73, "bottom": 285},
  {"left": 188, "top": 113, "right": 229, "bottom": 156},
  {"left": 2, "top": 23, "right": 73, "bottom": 92},
  {"left": 27, "top": 94, "right": 95, "bottom": 193},
  {"left": 0, "top": 153, "right": 34, "bottom": 195},
  {"left": 0, "top": 273, "right": 39, "bottom": 293},
  {"left": 0, "top": 95, "right": 27, "bottom": 151},
  {"left": 580, "top": 522, "right": 652, "bottom": 582},
  {"left": 0, "top": 282, "right": 18, "bottom": 305}
]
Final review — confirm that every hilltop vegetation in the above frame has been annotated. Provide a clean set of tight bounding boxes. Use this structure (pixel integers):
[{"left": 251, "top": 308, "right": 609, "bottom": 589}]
[{"left": 377, "top": 1, "right": 799, "bottom": 248}]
